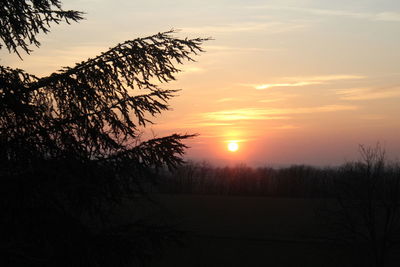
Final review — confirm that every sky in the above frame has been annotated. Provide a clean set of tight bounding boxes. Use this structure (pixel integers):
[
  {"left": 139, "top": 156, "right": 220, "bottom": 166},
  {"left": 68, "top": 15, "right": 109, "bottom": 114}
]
[{"left": 2, "top": 0, "right": 400, "bottom": 166}]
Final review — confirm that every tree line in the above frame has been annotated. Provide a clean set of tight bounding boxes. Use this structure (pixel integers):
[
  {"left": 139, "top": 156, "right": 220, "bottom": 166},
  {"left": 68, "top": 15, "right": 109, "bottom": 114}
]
[{"left": 156, "top": 156, "right": 400, "bottom": 199}]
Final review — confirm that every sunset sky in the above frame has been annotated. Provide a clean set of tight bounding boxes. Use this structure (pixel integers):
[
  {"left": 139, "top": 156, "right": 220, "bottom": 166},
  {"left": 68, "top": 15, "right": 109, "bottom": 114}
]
[{"left": 2, "top": 0, "right": 400, "bottom": 166}]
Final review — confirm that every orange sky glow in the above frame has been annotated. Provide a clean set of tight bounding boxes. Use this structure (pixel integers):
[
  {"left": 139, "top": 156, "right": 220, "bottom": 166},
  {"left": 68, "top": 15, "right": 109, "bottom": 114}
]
[{"left": 2, "top": 0, "right": 400, "bottom": 166}]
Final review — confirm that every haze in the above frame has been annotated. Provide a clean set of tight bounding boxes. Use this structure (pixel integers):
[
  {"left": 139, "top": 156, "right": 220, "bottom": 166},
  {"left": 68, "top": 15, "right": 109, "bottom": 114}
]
[{"left": 2, "top": 0, "right": 400, "bottom": 166}]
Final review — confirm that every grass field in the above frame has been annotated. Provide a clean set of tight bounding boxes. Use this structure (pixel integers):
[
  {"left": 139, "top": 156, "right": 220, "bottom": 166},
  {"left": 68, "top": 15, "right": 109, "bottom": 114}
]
[{"left": 131, "top": 194, "right": 400, "bottom": 267}]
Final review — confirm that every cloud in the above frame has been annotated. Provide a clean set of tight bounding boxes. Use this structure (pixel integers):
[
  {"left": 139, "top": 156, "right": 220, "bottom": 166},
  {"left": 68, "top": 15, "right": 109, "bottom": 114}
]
[
  {"left": 272, "top": 125, "right": 300, "bottom": 130},
  {"left": 360, "top": 115, "right": 386, "bottom": 120},
  {"left": 246, "top": 6, "right": 400, "bottom": 22},
  {"left": 223, "top": 139, "right": 251, "bottom": 143},
  {"left": 183, "top": 122, "right": 234, "bottom": 127},
  {"left": 3, "top": 44, "right": 107, "bottom": 76},
  {"left": 216, "top": 98, "right": 237, "bottom": 103},
  {"left": 336, "top": 87, "right": 400, "bottom": 101},
  {"left": 204, "top": 45, "right": 283, "bottom": 53},
  {"left": 258, "top": 98, "right": 287, "bottom": 103},
  {"left": 253, "top": 81, "right": 320, "bottom": 90},
  {"left": 178, "top": 66, "right": 205, "bottom": 76},
  {"left": 258, "top": 93, "right": 299, "bottom": 103},
  {"left": 183, "top": 67, "right": 204, "bottom": 73},
  {"left": 201, "top": 105, "right": 357, "bottom": 121},
  {"left": 374, "top": 12, "right": 400, "bottom": 22},
  {"left": 182, "top": 22, "right": 306, "bottom": 34},
  {"left": 302, "top": 75, "right": 366, "bottom": 82},
  {"left": 217, "top": 93, "right": 297, "bottom": 104},
  {"left": 202, "top": 109, "right": 290, "bottom": 121},
  {"left": 245, "top": 74, "right": 365, "bottom": 90}
]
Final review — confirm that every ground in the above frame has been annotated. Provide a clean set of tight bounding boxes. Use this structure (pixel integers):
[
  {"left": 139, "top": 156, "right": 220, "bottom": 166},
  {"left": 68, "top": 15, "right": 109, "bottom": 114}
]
[{"left": 127, "top": 194, "right": 400, "bottom": 267}]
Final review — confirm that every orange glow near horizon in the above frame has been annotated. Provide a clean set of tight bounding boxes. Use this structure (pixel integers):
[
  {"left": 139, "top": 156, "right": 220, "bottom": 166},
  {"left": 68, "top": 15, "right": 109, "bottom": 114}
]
[{"left": 3, "top": 1, "right": 400, "bottom": 166}]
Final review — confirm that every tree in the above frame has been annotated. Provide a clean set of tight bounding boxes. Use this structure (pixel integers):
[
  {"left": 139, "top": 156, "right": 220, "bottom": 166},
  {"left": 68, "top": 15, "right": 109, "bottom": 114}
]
[
  {"left": 0, "top": 1, "right": 207, "bottom": 266},
  {"left": 319, "top": 145, "right": 400, "bottom": 267}
]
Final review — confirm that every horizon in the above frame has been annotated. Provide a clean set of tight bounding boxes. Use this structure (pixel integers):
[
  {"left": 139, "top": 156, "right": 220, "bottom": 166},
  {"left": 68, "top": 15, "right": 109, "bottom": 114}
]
[{"left": 2, "top": 0, "right": 399, "bottom": 166}]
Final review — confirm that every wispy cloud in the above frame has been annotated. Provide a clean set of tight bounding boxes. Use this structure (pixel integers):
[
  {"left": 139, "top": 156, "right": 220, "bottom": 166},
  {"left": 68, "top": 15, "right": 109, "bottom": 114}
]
[
  {"left": 204, "top": 45, "right": 283, "bottom": 53},
  {"left": 300, "top": 75, "right": 366, "bottom": 82},
  {"left": 374, "top": 12, "right": 400, "bottom": 22},
  {"left": 336, "top": 87, "right": 400, "bottom": 101},
  {"left": 179, "top": 66, "right": 205, "bottom": 76},
  {"left": 258, "top": 93, "right": 299, "bottom": 103},
  {"left": 4, "top": 45, "right": 107, "bottom": 76},
  {"left": 216, "top": 98, "right": 237, "bottom": 103},
  {"left": 253, "top": 81, "right": 319, "bottom": 90},
  {"left": 183, "top": 122, "right": 235, "bottom": 127},
  {"left": 272, "top": 125, "right": 300, "bottom": 130},
  {"left": 201, "top": 105, "right": 358, "bottom": 121},
  {"left": 360, "top": 115, "right": 386, "bottom": 120},
  {"left": 202, "top": 109, "right": 290, "bottom": 121},
  {"left": 182, "top": 22, "right": 306, "bottom": 34},
  {"left": 244, "top": 74, "right": 365, "bottom": 90},
  {"left": 246, "top": 6, "right": 400, "bottom": 22},
  {"left": 258, "top": 98, "right": 288, "bottom": 103}
]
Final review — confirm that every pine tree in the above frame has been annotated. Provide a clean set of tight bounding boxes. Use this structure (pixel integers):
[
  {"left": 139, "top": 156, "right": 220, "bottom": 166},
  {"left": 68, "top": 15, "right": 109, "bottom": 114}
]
[{"left": 0, "top": 1, "right": 207, "bottom": 266}]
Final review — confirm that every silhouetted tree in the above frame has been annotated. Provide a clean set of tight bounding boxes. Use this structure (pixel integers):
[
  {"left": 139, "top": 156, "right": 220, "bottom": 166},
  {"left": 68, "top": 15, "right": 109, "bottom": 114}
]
[
  {"left": 0, "top": 1, "right": 207, "bottom": 266},
  {"left": 319, "top": 145, "right": 400, "bottom": 267},
  {"left": 0, "top": 0, "right": 83, "bottom": 57}
]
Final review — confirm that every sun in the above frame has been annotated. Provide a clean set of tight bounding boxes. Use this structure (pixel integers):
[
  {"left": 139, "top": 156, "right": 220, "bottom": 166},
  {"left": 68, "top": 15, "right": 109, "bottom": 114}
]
[{"left": 227, "top": 141, "right": 239, "bottom": 152}]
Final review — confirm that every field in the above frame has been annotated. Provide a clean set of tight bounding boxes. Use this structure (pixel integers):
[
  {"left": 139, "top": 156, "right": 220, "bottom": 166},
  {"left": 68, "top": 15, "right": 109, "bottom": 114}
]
[{"left": 138, "top": 194, "right": 400, "bottom": 267}]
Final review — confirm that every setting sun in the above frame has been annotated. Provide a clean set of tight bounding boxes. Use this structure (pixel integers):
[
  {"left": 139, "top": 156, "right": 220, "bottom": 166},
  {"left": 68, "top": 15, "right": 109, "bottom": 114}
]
[{"left": 227, "top": 141, "right": 239, "bottom": 152}]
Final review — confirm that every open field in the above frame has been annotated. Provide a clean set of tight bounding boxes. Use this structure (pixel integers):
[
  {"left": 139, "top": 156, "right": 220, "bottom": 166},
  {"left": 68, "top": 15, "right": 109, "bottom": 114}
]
[{"left": 140, "top": 194, "right": 400, "bottom": 267}]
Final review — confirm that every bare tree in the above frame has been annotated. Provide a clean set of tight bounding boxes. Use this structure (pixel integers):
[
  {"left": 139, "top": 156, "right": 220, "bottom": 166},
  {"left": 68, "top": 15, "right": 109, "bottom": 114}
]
[{"left": 319, "top": 145, "right": 400, "bottom": 267}]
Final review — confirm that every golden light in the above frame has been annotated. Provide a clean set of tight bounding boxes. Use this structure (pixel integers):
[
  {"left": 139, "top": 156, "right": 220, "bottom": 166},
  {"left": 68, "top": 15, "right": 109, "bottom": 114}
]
[{"left": 227, "top": 141, "right": 239, "bottom": 152}]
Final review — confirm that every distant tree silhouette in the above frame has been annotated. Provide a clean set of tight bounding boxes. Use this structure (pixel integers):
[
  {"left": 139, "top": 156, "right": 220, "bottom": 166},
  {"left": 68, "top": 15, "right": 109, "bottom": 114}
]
[
  {"left": 158, "top": 162, "right": 331, "bottom": 197},
  {"left": 319, "top": 145, "right": 400, "bottom": 267},
  {"left": 0, "top": 1, "right": 207, "bottom": 266}
]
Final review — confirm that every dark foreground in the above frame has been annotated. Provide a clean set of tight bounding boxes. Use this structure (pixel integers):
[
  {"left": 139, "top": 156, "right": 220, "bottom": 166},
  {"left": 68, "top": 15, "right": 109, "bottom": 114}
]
[{"left": 136, "top": 195, "right": 400, "bottom": 267}]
